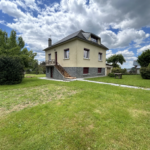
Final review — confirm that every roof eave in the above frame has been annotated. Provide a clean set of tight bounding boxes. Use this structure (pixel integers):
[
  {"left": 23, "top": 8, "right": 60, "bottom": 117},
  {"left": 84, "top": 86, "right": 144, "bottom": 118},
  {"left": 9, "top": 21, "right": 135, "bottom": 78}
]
[{"left": 43, "top": 36, "right": 109, "bottom": 51}]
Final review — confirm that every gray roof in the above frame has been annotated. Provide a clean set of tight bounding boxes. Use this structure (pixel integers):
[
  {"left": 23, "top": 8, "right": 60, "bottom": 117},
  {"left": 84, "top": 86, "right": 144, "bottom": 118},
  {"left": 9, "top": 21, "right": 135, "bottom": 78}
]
[
  {"left": 44, "top": 30, "right": 109, "bottom": 51},
  {"left": 133, "top": 60, "right": 140, "bottom": 66}
]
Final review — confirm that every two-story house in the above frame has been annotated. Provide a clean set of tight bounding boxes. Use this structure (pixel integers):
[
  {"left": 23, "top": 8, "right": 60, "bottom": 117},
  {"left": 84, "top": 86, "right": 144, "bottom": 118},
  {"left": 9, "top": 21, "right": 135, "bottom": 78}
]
[{"left": 43, "top": 30, "right": 109, "bottom": 80}]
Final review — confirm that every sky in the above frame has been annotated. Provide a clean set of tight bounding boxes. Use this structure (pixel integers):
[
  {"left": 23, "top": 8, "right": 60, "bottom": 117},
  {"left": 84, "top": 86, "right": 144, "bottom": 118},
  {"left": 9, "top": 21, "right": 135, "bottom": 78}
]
[{"left": 0, "top": 0, "right": 150, "bottom": 68}]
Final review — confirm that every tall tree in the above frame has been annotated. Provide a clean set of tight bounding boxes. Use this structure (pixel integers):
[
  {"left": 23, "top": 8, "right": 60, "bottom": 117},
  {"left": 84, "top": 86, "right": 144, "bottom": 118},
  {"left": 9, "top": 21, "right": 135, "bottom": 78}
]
[
  {"left": 107, "top": 54, "right": 126, "bottom": 67},
  {"left": 137, "top": 49, "right": 150, "bottom": 67},
  {"left": 0, "top": 29, "right": 37, "bottom": 68}
]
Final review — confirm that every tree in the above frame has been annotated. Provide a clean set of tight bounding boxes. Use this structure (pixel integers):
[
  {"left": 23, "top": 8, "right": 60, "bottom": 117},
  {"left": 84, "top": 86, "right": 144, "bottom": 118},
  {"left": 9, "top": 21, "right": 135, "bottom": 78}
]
[
  {"left": 106, "top": 54, "right": 126, "bottom": 67},
  {"left": 40, "top": 61, "right": 46, "bottom": 74},
  {"left": 137, "top": 49, "right": 150, "bottom": 67},
  {"left": 0, "top": 29, "right": 37, "bottom": 68}
]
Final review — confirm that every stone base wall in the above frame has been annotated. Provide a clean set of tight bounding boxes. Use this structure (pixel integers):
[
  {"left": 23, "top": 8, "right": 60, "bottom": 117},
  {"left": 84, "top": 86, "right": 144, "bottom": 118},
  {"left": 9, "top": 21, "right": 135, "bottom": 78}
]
[
  {"left": 46, "top": 67, "right": 105, "bottom": 79},
  {"left": 64, "top": 67, "right": 105, "bottom": 78},
  {"left": 46, "top": 66, "right": 64, "bottom": 80}
]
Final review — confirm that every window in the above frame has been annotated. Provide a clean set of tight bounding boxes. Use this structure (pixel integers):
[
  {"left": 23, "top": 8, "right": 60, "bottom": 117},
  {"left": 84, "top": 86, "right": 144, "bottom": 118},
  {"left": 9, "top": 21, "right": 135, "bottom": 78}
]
[
  {"left": 91, "top": 35, "right": 98, "bottom": 43},
  {"left": 64, "top": 49, "right": 69, "bottom": 59},
  {"left": 48, "top": 54, "right": 51, "bottom": 61},
  {"left": 98, "top": 68, "right": 102, "bottom": 73},
  {"left": 83, "top": 67, "right": 89, "bottom": 74},
  {"left": 98, "top": 53, "right": 102, "bottom": 61},
  {"left": 84, "top": 49, "right": 90, "bottom": 59}
]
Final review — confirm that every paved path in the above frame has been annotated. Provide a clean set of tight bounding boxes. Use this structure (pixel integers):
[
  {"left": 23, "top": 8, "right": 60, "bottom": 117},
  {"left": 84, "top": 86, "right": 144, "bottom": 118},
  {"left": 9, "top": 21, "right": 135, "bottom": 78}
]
[
  {"left": 39, "top": 77, "right": 150, "bottom": 90},
  {"left": 76, "top": 79, "right": 150, "bottom": 90}
]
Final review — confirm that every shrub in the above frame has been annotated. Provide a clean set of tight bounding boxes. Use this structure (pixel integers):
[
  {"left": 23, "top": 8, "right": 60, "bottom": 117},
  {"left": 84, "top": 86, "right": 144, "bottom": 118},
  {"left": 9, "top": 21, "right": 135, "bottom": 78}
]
[
  {"left": 137, "top": 49, "right": 150, "bottom": 67},
  {"left": 140, "top": 67, "right": 150, "bottom": 79},
  {"left": 0, "top": 56, "right": 24, "bottom": 85},
  {"left": 112, "top": 68, "right": 127, "bottom": 74},
  {"left": 108, "top": 73, "right": 115, "bottom": 77}
]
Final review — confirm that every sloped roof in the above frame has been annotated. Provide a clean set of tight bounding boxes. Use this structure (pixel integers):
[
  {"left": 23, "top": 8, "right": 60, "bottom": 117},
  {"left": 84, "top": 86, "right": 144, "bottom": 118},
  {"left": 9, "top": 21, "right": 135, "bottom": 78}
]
[
  {"left": 44, "top": 30, "right": 109, "bottom": 51},
  {"left": 133, "top": 60, "right": 140, "bottom": 66}
]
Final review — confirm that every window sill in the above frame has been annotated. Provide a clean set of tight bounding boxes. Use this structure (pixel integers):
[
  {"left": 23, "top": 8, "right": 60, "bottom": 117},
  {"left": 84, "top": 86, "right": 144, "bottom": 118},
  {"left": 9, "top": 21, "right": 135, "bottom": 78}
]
[
  {"left": 64, "top": 58, "right": 70, "bottom": 60},
  {"left": 84, "top": 58, "right": 90, "bottom": 60},
  {"left": 97, "top": 73, "right": 102, "bottom": 74},
  {"left": 98, "top": 60, "right": 103, "bottom": 62},
  {"left": 83, "top": 73, "right": 90, "bottom": 75}
]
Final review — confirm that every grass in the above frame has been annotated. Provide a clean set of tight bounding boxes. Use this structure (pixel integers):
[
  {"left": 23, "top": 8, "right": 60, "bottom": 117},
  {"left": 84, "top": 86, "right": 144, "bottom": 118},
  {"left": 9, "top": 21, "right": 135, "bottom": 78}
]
[
  {"left": 0, "top": 76, "right": 150, "bottom": 149},
  {"left": 87, "top": 75, "right": 150, "bottom": 88}
]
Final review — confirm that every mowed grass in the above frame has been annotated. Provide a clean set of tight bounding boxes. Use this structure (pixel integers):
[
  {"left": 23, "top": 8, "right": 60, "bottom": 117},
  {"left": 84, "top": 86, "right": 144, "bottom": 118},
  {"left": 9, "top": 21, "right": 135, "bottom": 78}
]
[
  {"left": 0, "top": 77, "right": 150, "bottom": 149},
  {"left": 87, "top": 75, "right": 150, "bottom": 88}
]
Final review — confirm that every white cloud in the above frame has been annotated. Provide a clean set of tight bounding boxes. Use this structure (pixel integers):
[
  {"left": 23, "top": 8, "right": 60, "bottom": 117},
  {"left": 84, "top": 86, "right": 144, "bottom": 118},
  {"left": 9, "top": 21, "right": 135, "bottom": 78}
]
[
  {"left": 0, "top": 0, "right": 26, "bottom": 18},
  {"left": 0, "top": 0, "right": 150, "bottom": 62},
  {"left": 100, "top": 29, "right": 149, "bottom": 49},
  {"left": 137, "top": 45, "right": 150, "bottom": 54},
  {"left": 106, "top": 49, "right": 137, "bottom": 68},
  {"left": 106, "top": 50, "right": 113, "bottom": 58}
]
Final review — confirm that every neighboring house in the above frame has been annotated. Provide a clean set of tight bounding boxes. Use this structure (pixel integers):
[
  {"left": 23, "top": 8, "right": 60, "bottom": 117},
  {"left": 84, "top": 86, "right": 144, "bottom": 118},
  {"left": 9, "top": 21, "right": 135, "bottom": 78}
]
[
  {"left": 133, "top": 60, "right": 141, "bottom": 74},
  {"left": 43, "top": 30, "right": 109, "bottom": 80},
  {"left": 106, "top": 63, "right": 113, "bottom": 75}
]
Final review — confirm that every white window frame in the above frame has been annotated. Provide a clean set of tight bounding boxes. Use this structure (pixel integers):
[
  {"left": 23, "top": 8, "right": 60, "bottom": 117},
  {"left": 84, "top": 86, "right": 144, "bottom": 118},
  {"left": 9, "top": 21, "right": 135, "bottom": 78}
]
[
  {"left": 64, "top": 49, "right": 69, "bottom": 59},
  {"left": 98, "top": 53, "right": 102, "bottom": 61},
  {"left": 84, "top": 48, "right": 90, "bottom": 59}
]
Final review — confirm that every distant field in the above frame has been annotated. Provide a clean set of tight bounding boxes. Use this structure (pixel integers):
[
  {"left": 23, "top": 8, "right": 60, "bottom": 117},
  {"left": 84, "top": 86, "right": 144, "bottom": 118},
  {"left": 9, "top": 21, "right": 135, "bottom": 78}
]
[
  {"left": 87, "top": 75, "right": 150, "bottom": 88},
  {"left": 0, "top": 77, "right": 150, "bottom": 149}
]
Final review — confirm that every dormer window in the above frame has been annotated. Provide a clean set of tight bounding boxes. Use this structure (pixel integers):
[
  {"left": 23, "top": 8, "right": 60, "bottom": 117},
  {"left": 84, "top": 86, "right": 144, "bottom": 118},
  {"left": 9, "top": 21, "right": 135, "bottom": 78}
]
[{"left": 91, "top": 35, "right": 98, "bottom": 43}]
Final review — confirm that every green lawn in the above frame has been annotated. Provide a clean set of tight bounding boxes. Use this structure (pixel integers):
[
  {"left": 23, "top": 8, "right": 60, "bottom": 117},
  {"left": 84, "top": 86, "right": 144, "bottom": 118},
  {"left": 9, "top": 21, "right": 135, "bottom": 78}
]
[
  {"left": 87, "top": 75, "right": 150, "bottom": 88},
  {"left": 0, "top": 77, "right": 150, "bottom": 149}
]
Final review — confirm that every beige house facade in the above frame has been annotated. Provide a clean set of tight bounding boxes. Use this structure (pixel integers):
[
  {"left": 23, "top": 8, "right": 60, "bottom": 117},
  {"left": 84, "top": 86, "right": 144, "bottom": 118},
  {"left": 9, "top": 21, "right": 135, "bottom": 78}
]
[{"left": 44, "top": 30, "right": 109, "bottom": 80}]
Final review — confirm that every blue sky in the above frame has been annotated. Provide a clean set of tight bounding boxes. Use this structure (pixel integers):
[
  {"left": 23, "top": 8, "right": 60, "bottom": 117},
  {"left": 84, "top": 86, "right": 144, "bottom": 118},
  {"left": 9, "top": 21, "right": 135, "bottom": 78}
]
[{"left": 0, "top": 0, "right": 150, "bottom": 68}]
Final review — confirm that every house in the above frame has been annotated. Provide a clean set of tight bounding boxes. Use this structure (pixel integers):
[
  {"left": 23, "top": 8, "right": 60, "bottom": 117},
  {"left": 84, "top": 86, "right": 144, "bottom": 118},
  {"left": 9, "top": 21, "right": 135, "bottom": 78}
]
[
  {"left": 106, "top": 63, "right": 113, "bottom": 75},
  {"left": 43, "top": 30, "right": 109, "bottom": 80},
  {"left": 133, "top": 60, "right": 140, "bottom": 74}
]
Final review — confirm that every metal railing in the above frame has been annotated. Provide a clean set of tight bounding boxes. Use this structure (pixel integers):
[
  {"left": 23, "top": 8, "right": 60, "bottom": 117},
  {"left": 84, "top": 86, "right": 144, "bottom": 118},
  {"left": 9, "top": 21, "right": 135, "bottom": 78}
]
[{"left": 45, "top": 59, "right": 56, "bottom": 66}]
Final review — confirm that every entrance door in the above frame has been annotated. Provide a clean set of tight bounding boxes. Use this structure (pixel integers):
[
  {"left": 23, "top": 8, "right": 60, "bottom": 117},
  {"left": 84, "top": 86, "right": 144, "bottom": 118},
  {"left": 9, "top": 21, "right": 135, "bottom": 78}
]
[
  {"left": 55, "top": 52, "right": 57, "bottom": 65},
  {"left": 51, "top": 67, "right": 53, "bottom": 78}
]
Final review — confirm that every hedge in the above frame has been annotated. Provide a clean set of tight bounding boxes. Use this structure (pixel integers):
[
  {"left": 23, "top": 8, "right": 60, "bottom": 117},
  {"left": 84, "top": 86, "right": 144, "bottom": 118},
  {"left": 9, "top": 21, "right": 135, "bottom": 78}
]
[
  {"left": 112, "top": 68, "right": 127, "bottom": 74},
  {"left": 108, "top": 73, "right": 115, "bottom": 77},
  {"left": 140, "top": 67, "right": 150, "bottom": 79},
  {"left": 0, "top": 56, "right": 24, "bottom": 85}
]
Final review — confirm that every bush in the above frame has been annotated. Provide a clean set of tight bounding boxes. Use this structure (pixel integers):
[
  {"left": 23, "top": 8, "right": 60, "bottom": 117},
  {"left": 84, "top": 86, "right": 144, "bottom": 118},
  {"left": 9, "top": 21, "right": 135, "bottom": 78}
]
[
  {"left": 0, "top": 56, "right": 24, "bottom": 85},
  {"left": 112, "top": 68, "right": 127, "bottom": 74},
  {"left": 108, "top": 73, "right": 115, "bottom": 77},
  {"left": 137, "top": 49, "right": 150, "bottom": 67},
  {"left": 140, "top": 67, "right": 150, "bottom": 79}
]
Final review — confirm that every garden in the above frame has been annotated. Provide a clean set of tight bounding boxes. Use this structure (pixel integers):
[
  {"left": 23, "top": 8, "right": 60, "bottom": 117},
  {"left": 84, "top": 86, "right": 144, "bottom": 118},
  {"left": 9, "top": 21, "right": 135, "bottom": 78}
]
[{"left": 0, "top": 75, "right": 150, "bottom": 149}]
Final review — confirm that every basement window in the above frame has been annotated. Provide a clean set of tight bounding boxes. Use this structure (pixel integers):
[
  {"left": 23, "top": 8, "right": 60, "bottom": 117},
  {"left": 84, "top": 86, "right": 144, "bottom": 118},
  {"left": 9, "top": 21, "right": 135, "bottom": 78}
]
[
  {"left": 98, "top": 68, "right": 102, "bottom": 73},
  {"left": 83, "top": 67, "right": 89, "bottom": 74}
]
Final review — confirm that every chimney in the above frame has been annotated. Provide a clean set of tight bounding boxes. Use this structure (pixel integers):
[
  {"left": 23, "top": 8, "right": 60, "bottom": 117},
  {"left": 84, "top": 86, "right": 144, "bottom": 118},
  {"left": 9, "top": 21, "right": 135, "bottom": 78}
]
[{"left": 48, "top": 38, "right": 52, "bottom": 47}]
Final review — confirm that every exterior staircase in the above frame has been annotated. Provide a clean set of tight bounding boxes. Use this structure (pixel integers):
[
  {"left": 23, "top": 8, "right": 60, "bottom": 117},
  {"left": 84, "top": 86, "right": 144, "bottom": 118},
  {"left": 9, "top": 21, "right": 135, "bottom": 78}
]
[{"left": 55, "top": 64, "right": 76, "bottom": 80}]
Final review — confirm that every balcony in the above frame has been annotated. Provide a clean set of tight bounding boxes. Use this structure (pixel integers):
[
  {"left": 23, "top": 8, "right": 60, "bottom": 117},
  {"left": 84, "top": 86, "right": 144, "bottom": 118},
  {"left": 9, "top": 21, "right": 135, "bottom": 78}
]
[{"left": 46, "top": 59, "right": 56, "bottom": 66}]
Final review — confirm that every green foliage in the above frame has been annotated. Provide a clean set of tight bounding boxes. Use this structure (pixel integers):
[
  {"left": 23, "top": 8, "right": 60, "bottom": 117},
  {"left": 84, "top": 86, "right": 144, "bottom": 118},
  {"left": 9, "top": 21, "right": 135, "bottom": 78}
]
[
  {"left": 112, "top": 68, "right": 127, "bottom": 74},
  {"left": 140, "top": 67, "right": 150, "bottom": 79},
  {"left": 107, "top": 54, "right": 126, "bottom": 67},
  {"left": 108, "top": 73, "right": 115, "bottom": 77},
  {"left": 0, "top": 56, "right": 24, "bottom": 85},
  {"left": 137, "top": 49, "right": 150, "bottom": 67},
  {"left": 147, "top": 63, "right": 150, "bottom": 69},
  {"left": 0, "top": 29, "right": 37, "bottom": 68}
]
